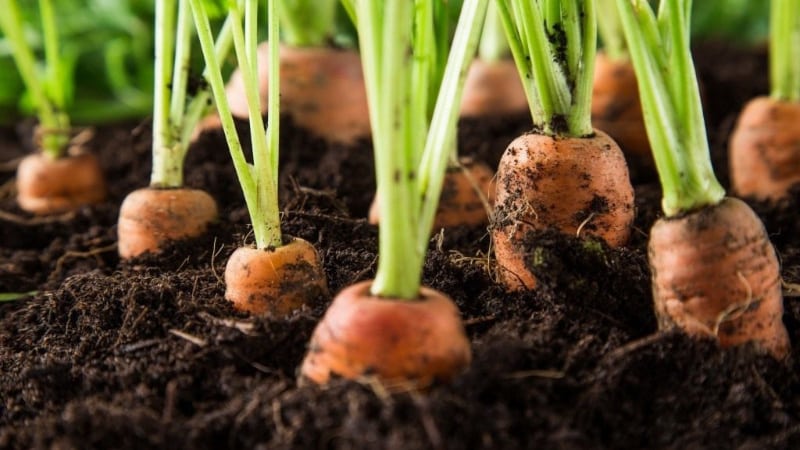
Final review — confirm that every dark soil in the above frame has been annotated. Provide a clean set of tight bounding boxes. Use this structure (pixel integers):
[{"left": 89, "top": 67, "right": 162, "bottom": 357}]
[{"left": 2, "top": 42, "right": 800, "bottom": 450}]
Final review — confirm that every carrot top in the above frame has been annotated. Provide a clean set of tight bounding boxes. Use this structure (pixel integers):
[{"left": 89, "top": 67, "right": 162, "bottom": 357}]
[
  {"left": 0, "top": 0, "right": 70, "bottom": 159},
  {"left": 279, "top": 0, "right": 337, "bottom": 48},
  {"left": 191, "top": 0, "right": 282, "bottom": 249},
  {"left": 345, "top": 0, "right": 487, "bottom": 300},
  {"left": 597, "top": 0, "right": 627, "bottom": 61},
  {"left": 496, "top": 0, "right": 596, "bottom": 137},
  {"left": 770, "top": 0, "right": 800, "bottom": 102},
  {"left": 616, "top": 0, "right": 724, "bottom": 217},
  {"left": 478, "top": 2, "right": 510, "bottom": 62}
]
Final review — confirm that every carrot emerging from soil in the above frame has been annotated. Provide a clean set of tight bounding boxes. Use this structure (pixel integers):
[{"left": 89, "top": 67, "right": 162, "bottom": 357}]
[
  {"left": 460, "top": 58, "right": 527, "bottom": 118},
  {"left": 225, "top": 237, "right": 328, "bottom": 315},
  {"left": 225, "top": 45, "right": 370, "bottom": 146},
  {"left": 299, "top": 280, "right": 471, "bottom": 386},
  {"left": 493, "top": 130, "right": 633, "bottom": 290},
  {"left": 617, "top": 0, "right": 789, "bottom": 357},
  {"left": 16, "top": 150, "right": 106, "bottom": 215},
  {"left": 649, "top": 197, "right": 789, "bottom": 357},
  {"left": 117, "top": 188, "right": 218, "bottom": 259}
]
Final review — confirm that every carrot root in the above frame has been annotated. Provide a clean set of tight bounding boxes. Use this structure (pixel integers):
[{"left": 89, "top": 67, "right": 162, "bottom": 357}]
[
  {"left": 299, "top": 280, "right": 471, "bottom": 387},
  {"left": 224, "top": 237, "right": 328, "bottom": 315},
  {"left": 117, "top": 187, "right": 218, "bottom": 259},
  {"left": 491, "top": 130, "right": 634, "bottom": 291},
  {"left": 649, "top": 197, "right": 790, "bottom": 358},
  {"left": 460, "top": 58, "right": 528, "bottom": 118},
  {"left": 16, "top": 151, "right": 106, "bottom": 215},
  {"left": 729, "top": 97, "right": 800, "bottom": 201}
]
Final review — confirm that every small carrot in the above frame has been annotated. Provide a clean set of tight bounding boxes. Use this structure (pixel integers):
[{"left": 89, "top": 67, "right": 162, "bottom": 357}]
[
  {"left": 369, "top": 158, "right": 495, "bottom": 229},
  {"left": 301, "top": 0, "right": 488, "bottom": 386},
  {"left": 225, "top": 237, "right": 328, "bottom": 315},
  {"left": 117, "top": 188, "right": 218, "bottom": 259},
  {"left": 729, "top": 0, "right": 800, "bottom": 201},
  {"left": 617, "top": 0, "right": 789, "bottom": 357},
  {"left": 192, "top": 0, "right": 327, "bottom": 314},
  {"left": 491, "top": 0, "right": 635, "bottom": 291},
  {"left": 224, "top": 1, "right": 370, "bottom": 145},
  {"left": 300, "top": 280, "right": 470, "bottom": 386}
]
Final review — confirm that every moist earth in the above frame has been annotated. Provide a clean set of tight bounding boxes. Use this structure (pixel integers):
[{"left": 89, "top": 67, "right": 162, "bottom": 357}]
[{"left": 1, "top": 43, "right": 800, "bottom": 449}]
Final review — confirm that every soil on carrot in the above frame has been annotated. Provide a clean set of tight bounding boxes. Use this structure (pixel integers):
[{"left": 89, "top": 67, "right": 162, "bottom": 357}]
[{"left": 2, "top": 42, "right": 800, "bottom": 450}]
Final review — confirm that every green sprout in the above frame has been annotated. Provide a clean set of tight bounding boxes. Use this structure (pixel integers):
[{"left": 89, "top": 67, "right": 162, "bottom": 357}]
[{"left": 770, "top": 0, "right": 800, "bottom": 102}]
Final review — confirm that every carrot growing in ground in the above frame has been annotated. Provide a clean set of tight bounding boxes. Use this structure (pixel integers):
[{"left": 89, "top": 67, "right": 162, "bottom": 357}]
[
  {"left": 0, "top": 0, "right": 106, "bottom": 214},
  {"left": 118, "top": 0, "right": 235, "bottom": 259},
  {"left": 221, "top": 0, "right": 369, "bottom": 145},
  {"left": 617, "top": 0, "right": 789, "bottom": 357},
  {"left": 460, "top": 2, "right": 528, "bottom": 118},
  {"left": 300, "top": 0, "right": 488, "bottom": 387},
  {"left": 491, "top": 0, "right": 635, "bottom": 291},
  {"left": 366, "top": 0, "right": 495, "bottom": 229},
  {"left": 592, "top": 0, "right": 651, "bottom": 172},
  {"left": 191, "top": 0, "right": 327, "bottom": 315},
  {"left": 729, "top": 0, "right": 800, "bottom": 201}
]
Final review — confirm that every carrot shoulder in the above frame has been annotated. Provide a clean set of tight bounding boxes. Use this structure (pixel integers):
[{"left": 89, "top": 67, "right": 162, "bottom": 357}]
[
  {"left": 649, "top": 197, "right": 790, "bottom": 358},
  {"left": 224, "top": 237, "right": 328, "bottom": 315},
  {"left": 729, "top": 96, "right": 800, "bottom": 201},
  {"left": 492, "top": 130, "right": 634, "bottom": 290},
  {"left": 16, "top": 151, "right": 106, "bottom": 215},
  {"left": 299, "top": 280, "right": 471, "bottom": 387},
  {"left": 460, "top": 58, "right": 528, "bottom": 118},
  {"left": 117, "top": 187, "right": 218, "bottom": 259}
]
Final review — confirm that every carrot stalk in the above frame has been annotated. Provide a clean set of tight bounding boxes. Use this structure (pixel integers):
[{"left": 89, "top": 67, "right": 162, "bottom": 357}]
[{"left": 770, "top": 0, "right": 800, "bottom": 102}]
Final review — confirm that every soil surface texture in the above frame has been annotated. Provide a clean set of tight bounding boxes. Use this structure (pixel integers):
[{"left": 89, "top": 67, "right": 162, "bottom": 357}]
[{"left": 2, "top": 43, "right": 800, "bottom": 450}]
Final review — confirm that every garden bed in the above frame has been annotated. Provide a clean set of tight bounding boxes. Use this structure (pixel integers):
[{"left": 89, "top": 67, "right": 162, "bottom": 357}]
[{"left": 1, "top": 42, "right": 799, "bottom": 449}]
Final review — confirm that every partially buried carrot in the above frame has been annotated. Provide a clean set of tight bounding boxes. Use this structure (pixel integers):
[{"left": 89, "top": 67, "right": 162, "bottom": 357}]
[
  {"left": 491, "top": 0, "right": 634, "bottom": 291},
  {"left": 617, "top": 0, "right": 789, "bottom": 357}
]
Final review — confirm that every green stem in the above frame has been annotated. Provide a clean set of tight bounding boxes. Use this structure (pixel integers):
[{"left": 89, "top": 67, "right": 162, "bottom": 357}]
[
  {"left": 770, "top": 0, "right": 800, "bottom": 102},
  {"left": 478, "top": 2, "right": 509, "bottom": 62},
  {"left": 596, "top": 0, "right": 627, "bottom": 60},
  {"left": 279, "top": 0, "right": 336, "bottom": 47},
  {"left": 151, "top": 0, "right": 176, "bottom": 185},
  {"left": 566, "top": 0, "right": 595, "bottom": 136},
  {"left": 616, "top": 0, "right": 724, "bottom": 216}
]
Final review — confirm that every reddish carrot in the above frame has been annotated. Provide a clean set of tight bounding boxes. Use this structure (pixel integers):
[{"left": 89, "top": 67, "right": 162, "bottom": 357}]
[
  {"left": 16, "top": 150, "right": 106, "bottom": 215},
  {"left": 617, "top": 0, "right": 789, "bottom": 357},
  {"left": 117, "top": 188, "right": 218, "bottom": 259},
  {"left": 491, "top": 1, "right": 634, "bottom": 291}
]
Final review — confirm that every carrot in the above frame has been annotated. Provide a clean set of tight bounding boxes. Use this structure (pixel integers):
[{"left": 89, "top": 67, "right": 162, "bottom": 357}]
[
  {"left": 729, "top": 1, "right": 800, "bottom": 201},
  {"left": 649, "top": 197, "right": 789, "bottom": 357},
  {"left": 369, "top": 158, "right": 495, "bottom": 229},
  {"left": 492, "top": 130, "right": 633, "bottom": 290},
  {"left": 299, "top": 280, "right": 470, "bottom": 386},
  {"left": 225, "top": 237, "right": 328, "bottom": 315},
  {"left": 16, "top": 149, "right": 106, "bottom": 215},
  {"left": 491, "top": 0, "right": 634, "bottom": 291},
  {"left": 224, "top": 21, "right": 370, "bottom": 145},
  {"left": 591, "top": 52, "right": 651, "bottom": 170},
  {"left": 117, "top": 187, "right": 218, "bottom": 259},
  {"left": 617, "top": 0, "right": 789, "bottom": 357}
]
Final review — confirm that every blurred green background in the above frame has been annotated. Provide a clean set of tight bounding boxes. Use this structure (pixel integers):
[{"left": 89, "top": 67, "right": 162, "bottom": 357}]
[{"left": 0, "top": 0, "right": 770, "bottom": 126}]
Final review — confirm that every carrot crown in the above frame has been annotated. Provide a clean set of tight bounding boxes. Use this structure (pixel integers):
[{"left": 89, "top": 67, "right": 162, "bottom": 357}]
[
  {"left": 279, "top": 0, "right": 337, "bottom": 47},
  {"left": 496, "top": 0, "right": 596, "bottom": 137},
  {"left": 616, "top": 0, "right": 724, "bottom": 217},
  {"left": 770, "top": 0, "right": 800, "bottom": 102},
  {"left": 345, "top": 0, "right": 487, "bottom": 300},
  {"left": 151, "top": 0, "right": 234, "bottom": 188},
  {"left": 191, "top": 0, "right": 283, "bottom": 249},
  {"left": 0, "top": 0, "right": 70, "bottom": 159}
]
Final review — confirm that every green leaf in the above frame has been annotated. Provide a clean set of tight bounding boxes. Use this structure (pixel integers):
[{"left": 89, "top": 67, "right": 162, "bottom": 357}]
[{"left": 0, "top": 291, "right": 36, "bottom": 302}]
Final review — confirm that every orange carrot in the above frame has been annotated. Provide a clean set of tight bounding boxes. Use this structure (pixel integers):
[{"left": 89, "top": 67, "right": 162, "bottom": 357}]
[
  {"left": 649, "top": 197, "right": 790, "bottom": 358},
  {"left": 299, "top": 280, "right": 471, "bottom": 387},
  {"left": 591, "top": 52, "right": 652, "bottom": 171},
  {"left": 225, "top": 44, "right": 370, "bottom": 145},
  {"left": 224, "top": 237, "right": 328, "bottom": 315},
  {"left": 460, "top": 58, "right": 528, "bottom": 118},
  {"left": 729, "top": 97, "right": 800, "bottom": 201},
  {"left": 16, "top": 150, "right": 106, "bottom": 215},
  {"left": 369, "top": 158, "right": 495, "bottom": 229},
  {"left": 117, "top": 187, "right": 218, "bottom": 259},
  {"left": 491, "top": 130, "right": 634, "bottom": 290}
]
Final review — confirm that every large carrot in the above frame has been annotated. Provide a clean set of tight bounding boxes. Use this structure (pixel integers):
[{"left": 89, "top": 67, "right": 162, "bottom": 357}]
[
  {"left": 491, "top": 0, "right": 634, "bottom": 291},
  {"left": 118, "top": 0, "right": 232, "bottom": 258},
  {"left": 0, "top": 0, "right": 106, "bottom": 214},
  {"left": 191, "top": 0, "right": 326, "bottom": 314},
  {"left": 617, "top": 0, "right": 789, "bottom": 357},
  {"left": 221, "top": 0, "right": 370, "bottom": 145},
  {"left": 300, "top": 0, "right": 488, "bottom": 387},
  {"left": 729, "top": 0, "right": 800, "bottom": 201}
]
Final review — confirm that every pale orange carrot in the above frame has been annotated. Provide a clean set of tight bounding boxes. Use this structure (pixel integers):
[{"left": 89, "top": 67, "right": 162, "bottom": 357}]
[
  {"left": 460, "top": 58, "right": 528, "bottom": 118},
  {"left": 16, "top": 150, "right": 106, "bottom": 215}
]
